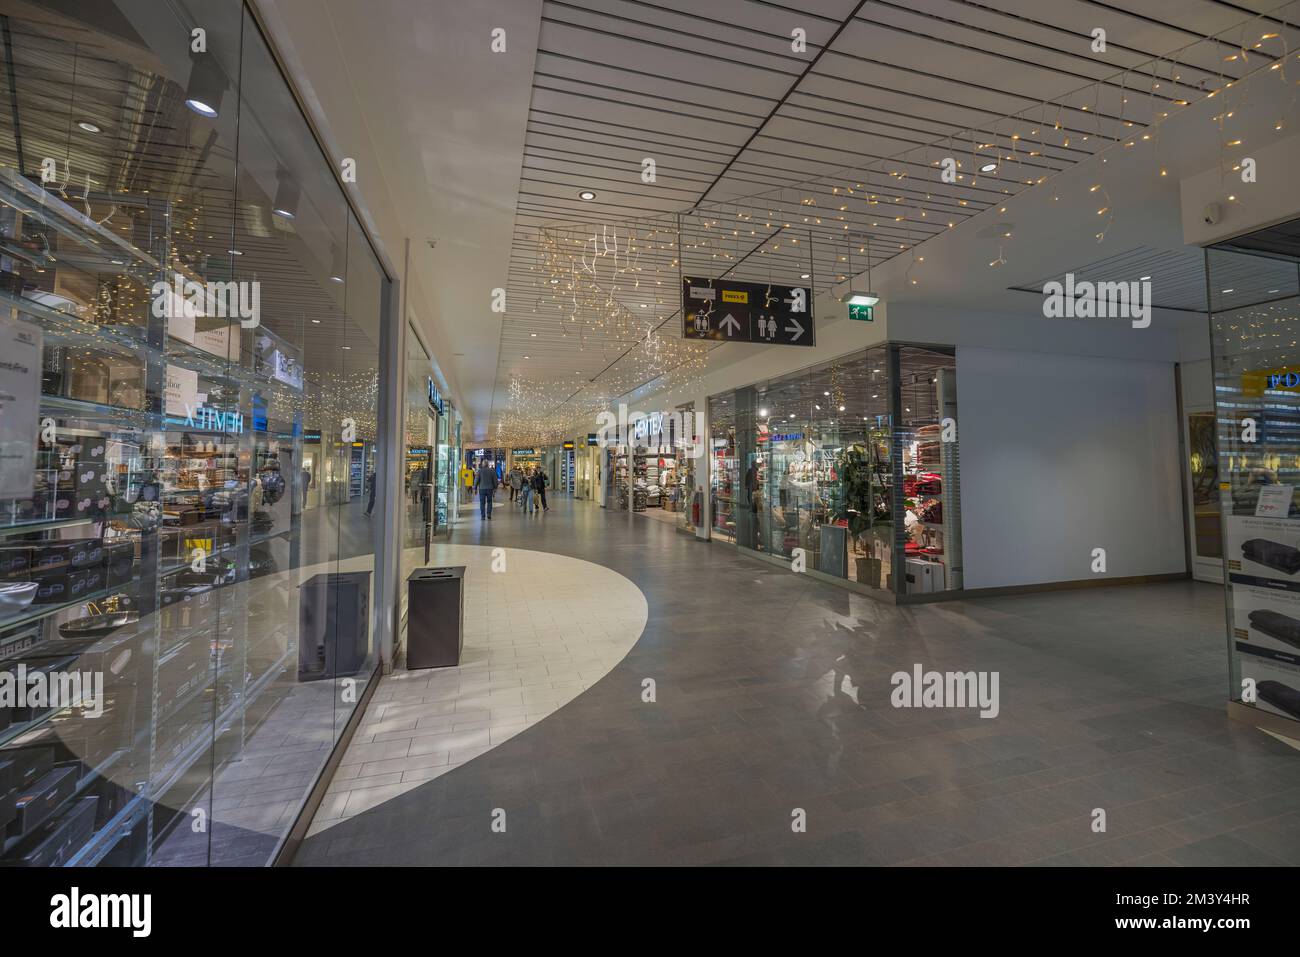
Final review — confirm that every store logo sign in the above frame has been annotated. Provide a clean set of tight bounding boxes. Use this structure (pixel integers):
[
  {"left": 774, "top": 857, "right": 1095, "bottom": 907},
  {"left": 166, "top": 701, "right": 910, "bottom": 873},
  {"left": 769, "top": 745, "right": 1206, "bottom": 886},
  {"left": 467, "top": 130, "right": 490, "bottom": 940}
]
[
  {"left": 151, "top": 272, "right": 261, "bottom": 329},
  {"left": 595, "top": 403, "right": 703, "bottom": 459},
  {"left": 183, "top": 404, "right": 244, "bottom": 435},
  {"left": 427, "top": 377, "right": 445, "bottom": 415},
  {"left": 632, "top": 411, "right": 664, "bottom": 440},
  {"left": 1041, "top": 272, "right": 1151, "bottom": 328},
  {"left": 1267, "top": 372, "right": 1300, "bottom": 390}
]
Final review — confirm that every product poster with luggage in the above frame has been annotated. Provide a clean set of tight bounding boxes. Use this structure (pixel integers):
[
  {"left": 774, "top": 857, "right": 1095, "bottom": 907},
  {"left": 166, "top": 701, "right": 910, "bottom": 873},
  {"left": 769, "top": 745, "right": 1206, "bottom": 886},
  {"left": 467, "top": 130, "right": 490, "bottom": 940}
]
[{"left": 1225, "top": 512, "right": 1300, "bottom": 721}]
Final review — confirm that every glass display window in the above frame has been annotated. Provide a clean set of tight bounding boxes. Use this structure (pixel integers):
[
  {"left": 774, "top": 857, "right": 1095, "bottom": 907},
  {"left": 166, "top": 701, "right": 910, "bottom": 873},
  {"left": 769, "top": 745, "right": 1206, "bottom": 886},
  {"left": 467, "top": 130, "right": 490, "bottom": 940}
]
[
  {"left": 674, "top": 402, "right": 699, "bottom": 531},
  {"left": 0, "top": 0, "right": 390, "bottom": 867},
  {"left": 705, "top": 344, "right": 957, "bottom": 600},
  {"left": 1206, "top": 221, "right": 1300, "bottom": 730},
  {"left": 708, "top": 393, "right": 736, "bottom": 542},
  {"left": 897, "top": 346, "right": 960, "bottom": 595}
]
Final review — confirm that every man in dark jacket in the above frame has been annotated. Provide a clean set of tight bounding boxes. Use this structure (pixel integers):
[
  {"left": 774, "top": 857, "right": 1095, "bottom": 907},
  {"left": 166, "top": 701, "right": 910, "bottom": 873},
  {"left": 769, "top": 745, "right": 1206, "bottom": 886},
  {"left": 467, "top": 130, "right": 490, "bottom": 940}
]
[
  {"left": 474, "top": 460, "right": 499, "bottom": 520},
  {"left": 532, "top": 467, "right": 550, "bottom": 512}
]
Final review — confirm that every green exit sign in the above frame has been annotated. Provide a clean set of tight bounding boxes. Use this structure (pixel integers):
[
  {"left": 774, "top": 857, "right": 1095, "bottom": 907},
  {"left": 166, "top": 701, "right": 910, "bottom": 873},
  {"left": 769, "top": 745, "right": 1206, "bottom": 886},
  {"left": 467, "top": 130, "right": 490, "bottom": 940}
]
[{"left": 849, "top": 302, "right": 874, "bottom": 322}]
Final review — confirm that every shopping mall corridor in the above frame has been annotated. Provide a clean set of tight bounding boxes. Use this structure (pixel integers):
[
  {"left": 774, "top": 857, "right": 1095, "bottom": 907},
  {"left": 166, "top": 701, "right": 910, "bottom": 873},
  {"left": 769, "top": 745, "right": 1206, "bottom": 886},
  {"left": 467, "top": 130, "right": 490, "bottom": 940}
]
[{"left": 294, "top": 496, "right": 1300, "bottom": 866}]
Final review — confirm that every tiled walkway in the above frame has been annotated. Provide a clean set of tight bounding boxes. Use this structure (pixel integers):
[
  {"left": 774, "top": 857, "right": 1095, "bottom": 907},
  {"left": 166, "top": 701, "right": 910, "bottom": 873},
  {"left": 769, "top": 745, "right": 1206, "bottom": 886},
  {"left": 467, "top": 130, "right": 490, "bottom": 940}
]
[
  {"left": 295, "top": 497, "right": 1300, "bottom": 866},
  {"left": 308, "top": 543, "right": 646, "bottom": 835}
]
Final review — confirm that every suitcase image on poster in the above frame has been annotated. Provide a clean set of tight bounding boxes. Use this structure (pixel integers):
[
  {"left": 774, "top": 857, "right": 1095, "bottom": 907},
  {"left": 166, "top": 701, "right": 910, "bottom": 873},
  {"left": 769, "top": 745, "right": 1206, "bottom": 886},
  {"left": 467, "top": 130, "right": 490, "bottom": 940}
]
[
  {"left": 1257, "top": 680, "right": 1300, "bottom": 720},
  {"left": 1248, "top": 610, "right": 1300, "bottom": 650},
  {"left": 1241, "top": 539, "right": 1300, "bottom": 575}
]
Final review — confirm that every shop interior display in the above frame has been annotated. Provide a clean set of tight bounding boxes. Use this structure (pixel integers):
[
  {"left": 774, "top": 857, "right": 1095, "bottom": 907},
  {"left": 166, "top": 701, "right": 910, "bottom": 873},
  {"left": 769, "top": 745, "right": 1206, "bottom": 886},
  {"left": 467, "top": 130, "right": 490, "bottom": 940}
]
[
  {"left": 0, "top": 156, "right": 322, "bottom": 866},
  {"left": 709, "top": 395, "right": 737, "bottom": 542},
  {"left": 1206, "top": 234, "right": 1300, "bottom": 730},
  {"left": 705, "top": 346, "right": 957, "bottom": 595},
  {"left": 634, "top": 448, "right": 675, "bottom": 510}
]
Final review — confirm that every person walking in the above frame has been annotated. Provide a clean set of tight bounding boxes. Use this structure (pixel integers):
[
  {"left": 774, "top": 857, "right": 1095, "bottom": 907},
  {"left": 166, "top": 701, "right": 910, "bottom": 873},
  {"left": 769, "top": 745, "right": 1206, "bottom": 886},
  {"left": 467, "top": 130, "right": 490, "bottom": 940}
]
[
  {"left": 519, "top": 467, "right": 534, "bottom": 513},
  {"left": 364, "top": 468, "right": 377, "bottom": 516},
  {"left": 532, "top": 465, "right": 550, "bottom": 512},
  {"left": 473, "top": 457, "right": 498, "bottom": 520},
  {"left": 509, "top": 466, "right": 523, "bottom": 504}
]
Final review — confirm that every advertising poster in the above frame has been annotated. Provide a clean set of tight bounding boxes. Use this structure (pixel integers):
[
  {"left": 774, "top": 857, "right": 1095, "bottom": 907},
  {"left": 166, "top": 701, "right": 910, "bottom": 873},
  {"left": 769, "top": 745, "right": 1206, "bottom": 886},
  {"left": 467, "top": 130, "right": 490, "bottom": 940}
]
[
  {"left": 164, "top": 364, "right": 201, "bottom": 418},
  {"left": 1225, "top": 513, "right": 1300, "bottom": 720},
  {"left": 0, "top": 316, "right": 42, "bottom": 499}
]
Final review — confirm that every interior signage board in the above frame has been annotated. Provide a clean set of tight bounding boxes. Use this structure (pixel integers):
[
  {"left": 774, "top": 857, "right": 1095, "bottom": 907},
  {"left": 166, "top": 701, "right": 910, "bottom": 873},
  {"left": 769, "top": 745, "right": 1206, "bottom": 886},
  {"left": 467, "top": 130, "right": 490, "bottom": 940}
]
[
  {"left": 849, "top": 302, "right": 874, "bottom": 322},
  {"left": 682, "top": 278, "right": 814, "bottom": 347}
]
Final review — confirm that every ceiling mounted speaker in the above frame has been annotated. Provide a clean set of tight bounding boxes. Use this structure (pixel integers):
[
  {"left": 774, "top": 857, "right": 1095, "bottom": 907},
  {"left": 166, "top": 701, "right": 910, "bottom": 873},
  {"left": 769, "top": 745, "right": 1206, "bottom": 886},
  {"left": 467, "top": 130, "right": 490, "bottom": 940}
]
[{"left": 184, "top": 53, "right": 228, "bottom": 118}]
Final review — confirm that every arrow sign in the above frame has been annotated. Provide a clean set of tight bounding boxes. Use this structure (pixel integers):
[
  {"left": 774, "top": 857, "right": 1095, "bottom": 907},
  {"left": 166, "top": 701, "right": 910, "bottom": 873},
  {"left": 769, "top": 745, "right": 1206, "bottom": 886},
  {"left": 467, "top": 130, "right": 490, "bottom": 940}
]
[{"left": 682, "top": 277, "right": 813, "bottom": 346}]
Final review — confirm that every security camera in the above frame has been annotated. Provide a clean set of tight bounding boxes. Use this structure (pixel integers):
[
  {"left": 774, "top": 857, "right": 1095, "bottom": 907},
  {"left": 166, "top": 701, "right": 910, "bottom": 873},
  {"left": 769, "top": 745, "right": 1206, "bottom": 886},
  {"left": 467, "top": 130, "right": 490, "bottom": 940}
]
[{"left": 1203, "top": 202, "right": 1222, "bottom": 226}]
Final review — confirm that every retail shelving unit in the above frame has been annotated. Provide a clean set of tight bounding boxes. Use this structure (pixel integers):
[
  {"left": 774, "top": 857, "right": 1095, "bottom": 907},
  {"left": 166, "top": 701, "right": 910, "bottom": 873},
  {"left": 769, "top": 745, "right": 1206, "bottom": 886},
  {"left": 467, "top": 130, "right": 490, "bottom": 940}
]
[{"left": 0, "top": 173, "right": 301, "bottom": 866}]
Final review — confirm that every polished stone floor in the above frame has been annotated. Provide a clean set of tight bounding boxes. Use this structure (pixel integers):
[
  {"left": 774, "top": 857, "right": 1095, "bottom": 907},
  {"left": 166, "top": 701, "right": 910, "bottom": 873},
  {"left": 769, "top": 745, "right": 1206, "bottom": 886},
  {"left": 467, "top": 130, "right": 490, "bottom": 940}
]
[
  {"left": 308, "top": 542, "right": 646, "bottom": 836},
  {"left": 295, "top": 496, "right": 1300, "bottom": 866}
]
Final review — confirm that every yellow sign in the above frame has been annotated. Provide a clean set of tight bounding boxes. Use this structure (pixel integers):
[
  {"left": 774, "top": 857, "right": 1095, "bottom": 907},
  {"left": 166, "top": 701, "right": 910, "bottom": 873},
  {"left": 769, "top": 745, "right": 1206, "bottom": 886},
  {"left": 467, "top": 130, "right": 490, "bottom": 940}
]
[
  {"left": 721, "top": 290, "right": 748, "bottom": 304},
  {"left": 1243, "top": 367, "right": 1300, "bottom": 397}
]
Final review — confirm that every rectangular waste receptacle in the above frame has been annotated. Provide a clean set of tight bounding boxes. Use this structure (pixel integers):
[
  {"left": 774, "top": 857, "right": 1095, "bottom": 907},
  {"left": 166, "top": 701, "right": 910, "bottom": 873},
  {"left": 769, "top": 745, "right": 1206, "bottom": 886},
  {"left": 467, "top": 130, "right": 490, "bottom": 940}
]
[
  {"left": 407, "top": 566, "right": 465, "bottom": 669},
  {"left": 299, "top": 571, "right": 372, "bottom": 681}
]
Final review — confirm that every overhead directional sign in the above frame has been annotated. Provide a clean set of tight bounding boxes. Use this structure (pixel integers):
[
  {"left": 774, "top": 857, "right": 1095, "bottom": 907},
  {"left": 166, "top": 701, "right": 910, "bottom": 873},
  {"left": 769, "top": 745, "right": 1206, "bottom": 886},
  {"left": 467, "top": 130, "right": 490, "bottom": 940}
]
[{"left": 682, "top": 278, "right": 815, "bottom": 347}]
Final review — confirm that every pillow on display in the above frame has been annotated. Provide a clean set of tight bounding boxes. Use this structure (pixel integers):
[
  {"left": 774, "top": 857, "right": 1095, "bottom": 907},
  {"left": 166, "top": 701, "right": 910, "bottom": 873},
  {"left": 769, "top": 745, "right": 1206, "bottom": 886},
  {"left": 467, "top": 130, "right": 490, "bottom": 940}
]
[
  {"left": 1242, "top": 538, "right": 1300, "bottom": 575},
  {"left": 1248, "top": 609, "right": 1300, "bottom": 650},
  {"left": 1258, "top": 679, "right": 1300, "bottom": 719}
]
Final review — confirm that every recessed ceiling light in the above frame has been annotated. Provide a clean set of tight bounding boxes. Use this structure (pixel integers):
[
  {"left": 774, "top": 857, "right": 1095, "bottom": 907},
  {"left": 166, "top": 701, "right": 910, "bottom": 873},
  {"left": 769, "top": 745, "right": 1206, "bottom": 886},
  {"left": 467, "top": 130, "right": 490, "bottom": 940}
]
[
  {"left": 759, "top": 408, "right": 768, "bottom": 416},
  {"left": 341, "top": 345, "right": 351, "bottom": 350},
  {"left": 311, "top": 319, "right": 321, "bottom": 324},
  {"left": 578, "top": 190, "right": 597, "bottom": 201},
  {"left": 639, "top": 303, "right": 647, "bottom": 308},
  {"left": 110, "top": 259, "right": 123, "bottom": 265},
  {"left": 530, "top": 333, "right": 537, "bottom": 337},
  {"left": 1269, "top": 289, "right": 1281, "bottom": 293},
  {"left": 228, "top": 249, "right": 242, "bottom": 256},
  {"left": 549, "top": 278, "right": 559, "bottom": 284},
  {"left": 980, "top": 162, "right": 998, "bottom": 173},
  {"left": 800, "top": 273, "right": 810, "bottom": 279},
  {"left": 1223, "top": 288, "right": 1235, "bottom": 293},
  {"left": 1139, "top": 275, "right": 1151, "bottom": 280},
  {"left": 524, "top": 355, "right": 530, "bottom": 359},
  {"left": 330, "top": 276, "right": 344, "bottom": 283},
  {"left": 77, "top": 120, "right": 100, "bottom": 133}
]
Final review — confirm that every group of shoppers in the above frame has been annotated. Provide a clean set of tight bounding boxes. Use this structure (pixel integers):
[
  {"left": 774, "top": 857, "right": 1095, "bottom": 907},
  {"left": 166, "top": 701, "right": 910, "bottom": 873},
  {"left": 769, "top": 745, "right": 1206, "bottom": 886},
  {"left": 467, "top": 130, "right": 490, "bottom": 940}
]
[
  {"left": 472, "top": 459, "right": 549, "bottom": 520},
  {"left": 507, "top": 464, "right": 549, "bottom": 514}
]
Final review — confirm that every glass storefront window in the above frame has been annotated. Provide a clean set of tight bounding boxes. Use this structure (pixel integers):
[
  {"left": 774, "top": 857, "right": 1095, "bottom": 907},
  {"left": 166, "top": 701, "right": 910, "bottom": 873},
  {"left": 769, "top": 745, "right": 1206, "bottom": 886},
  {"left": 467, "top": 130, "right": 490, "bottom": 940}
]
[
  {"left": 709, "top": 393, "right": 736, "bottom": 542},
  {"left": 0, "top": 0, "right": 390, "bottom": 866},
  {"left": 897, "top": 345, "right": 960, "bottom": 595},
  {"left": 706, "top": 344, "right": 958, "bottom": 599},
  {"left": 675, "top": 402, "right": 698, "bottom": 531},
  {"left": 1206, "top": 221, "right": 1300, "bottom": 727}
]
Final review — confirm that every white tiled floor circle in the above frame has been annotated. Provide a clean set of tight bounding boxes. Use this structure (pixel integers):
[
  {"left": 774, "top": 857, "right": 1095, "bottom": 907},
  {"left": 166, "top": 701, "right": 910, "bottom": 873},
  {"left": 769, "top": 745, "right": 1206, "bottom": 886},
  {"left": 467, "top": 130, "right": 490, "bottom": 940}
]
[{"left": 307, "top": 544, "right": 648, "bottom": 835}]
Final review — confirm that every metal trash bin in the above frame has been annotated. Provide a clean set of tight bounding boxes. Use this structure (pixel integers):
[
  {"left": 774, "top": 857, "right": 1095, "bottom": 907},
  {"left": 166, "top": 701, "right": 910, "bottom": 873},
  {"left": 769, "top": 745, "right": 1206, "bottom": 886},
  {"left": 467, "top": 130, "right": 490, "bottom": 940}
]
[
  {"left": 407, "top": 566, "right": 465, "bottom": 669},
  {"left": 299, "top": 571, "right": 372, "bottom": 681}
]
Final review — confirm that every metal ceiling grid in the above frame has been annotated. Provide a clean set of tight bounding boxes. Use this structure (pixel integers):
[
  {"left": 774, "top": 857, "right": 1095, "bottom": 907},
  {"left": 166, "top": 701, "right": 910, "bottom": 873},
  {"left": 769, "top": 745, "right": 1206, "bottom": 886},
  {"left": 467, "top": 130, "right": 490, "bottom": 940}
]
[{"left": 493, "top": 0, "right": 1297, "bottom": 440}]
